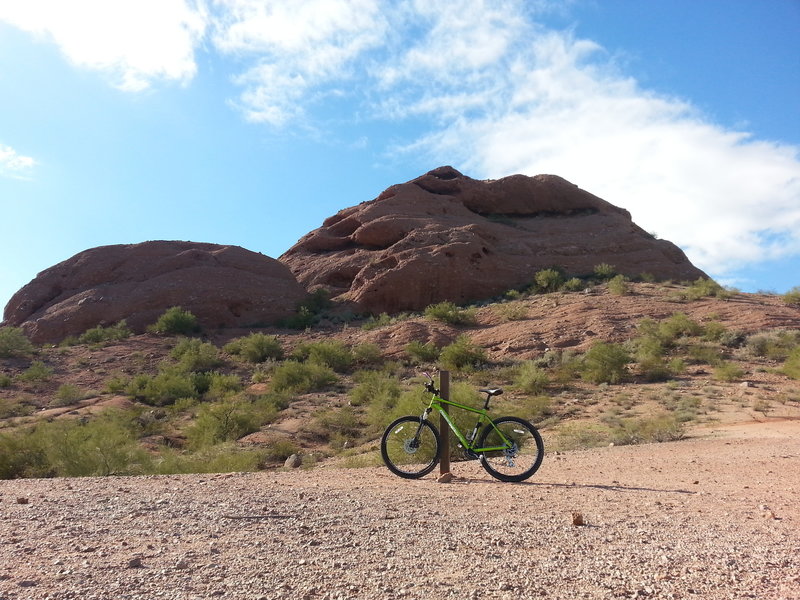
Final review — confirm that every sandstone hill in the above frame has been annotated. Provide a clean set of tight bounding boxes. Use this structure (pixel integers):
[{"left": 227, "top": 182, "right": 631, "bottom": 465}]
[
  {"left": 280, "top": 166, "right": 707, "bottom": 313},
  {"left": 2, "top": 241, "right": 307, "bottom": 344}
]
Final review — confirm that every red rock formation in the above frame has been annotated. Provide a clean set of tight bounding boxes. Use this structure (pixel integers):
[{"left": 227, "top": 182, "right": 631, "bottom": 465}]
[
  {"left": 3, "top": 241, "right": 307, "bottom": 343},
  {"left": 280, "top": 166, "right": 706, "bottom": 313}
]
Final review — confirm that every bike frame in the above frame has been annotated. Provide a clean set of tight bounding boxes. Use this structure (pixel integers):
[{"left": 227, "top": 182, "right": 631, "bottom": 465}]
[{"left": 419, "top": 392, "right": 512, "bottom": 454}]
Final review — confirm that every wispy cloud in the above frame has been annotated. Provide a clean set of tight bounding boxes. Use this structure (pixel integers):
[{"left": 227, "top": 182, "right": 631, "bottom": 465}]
[
  {"left": 2, "top": 1, "right": 798, "bottom": 279},
  {"left": 0, "top": 0, "right": 207, "bottom": 91},
  {"left": 0, "top": 144, "right": 37, "bottom": 180}
]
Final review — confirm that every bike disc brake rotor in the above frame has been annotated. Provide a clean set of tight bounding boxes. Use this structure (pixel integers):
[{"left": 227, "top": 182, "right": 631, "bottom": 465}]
[{"left": 403, "top": 438, "right": 421, "bottom": 454}]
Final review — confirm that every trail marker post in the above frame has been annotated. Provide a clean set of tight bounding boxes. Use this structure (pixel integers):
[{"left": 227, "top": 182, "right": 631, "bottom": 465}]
[{"left": 439, "top": 370, "right": 450, "bottom": 477}]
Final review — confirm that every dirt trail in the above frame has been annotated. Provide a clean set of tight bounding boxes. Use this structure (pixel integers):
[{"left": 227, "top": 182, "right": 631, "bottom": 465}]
[{"left": 1, "top": 420, "right": 798, "bottom": 600}]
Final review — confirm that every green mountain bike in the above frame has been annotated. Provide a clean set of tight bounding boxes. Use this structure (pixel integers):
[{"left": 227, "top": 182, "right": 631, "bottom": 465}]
[{"left": 380, "top": 373, "right": 544, "bottom": 482}]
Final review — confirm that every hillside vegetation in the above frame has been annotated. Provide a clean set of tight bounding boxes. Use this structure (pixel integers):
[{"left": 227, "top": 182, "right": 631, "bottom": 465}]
[{"left": 2, "top": 278, "right": 799, "bottom": 479}]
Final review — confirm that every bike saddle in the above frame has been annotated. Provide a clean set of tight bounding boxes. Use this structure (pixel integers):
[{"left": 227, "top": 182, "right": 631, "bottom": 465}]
[{"left": 480, "top": 388, "right": 503, "bottom": 397}]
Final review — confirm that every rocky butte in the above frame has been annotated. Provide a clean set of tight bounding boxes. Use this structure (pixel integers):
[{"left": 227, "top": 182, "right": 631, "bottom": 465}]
[
  {"left": 2, "top": 241, "right": 307, "bottom": 344},
  {"left": 280, "top": 166, "right": 707, "bottom": 313}
]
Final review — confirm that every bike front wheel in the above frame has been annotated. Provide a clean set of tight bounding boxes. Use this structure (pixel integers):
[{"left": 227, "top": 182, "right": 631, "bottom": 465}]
[
  {"left": 477, "top": 417, "right": 544, "bottom": 482},
  {"left": 381, "top": 416, "right": 441, "bottom": 479}
]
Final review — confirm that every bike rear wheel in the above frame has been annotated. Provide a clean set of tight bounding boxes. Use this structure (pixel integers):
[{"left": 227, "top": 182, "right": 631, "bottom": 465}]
[
  {"left": 477, "top": 417, "right": 544, "bottom": 482},
  {"left": 381, "top": 416, "right": 440, "bottom": 479}
]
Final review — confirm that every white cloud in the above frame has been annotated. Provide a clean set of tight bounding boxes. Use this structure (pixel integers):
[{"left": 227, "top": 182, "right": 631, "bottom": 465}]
[
  {"left": 0, "top": 144, "right": 37, "bottom": 180},
  {"left": 0, "top": 0, "right": 207, "bottom": 91},
  {"left": 212, "top": 0, "right": 387, "bottom": 125}
]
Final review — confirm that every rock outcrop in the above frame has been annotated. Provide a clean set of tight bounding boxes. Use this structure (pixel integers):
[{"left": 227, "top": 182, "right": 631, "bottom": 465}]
[
  {"left": 3, "top": 241, "right": 307, "bottom": 343},
  {"left": 280, "top": 166, "right": 707, "bottom": 313}
]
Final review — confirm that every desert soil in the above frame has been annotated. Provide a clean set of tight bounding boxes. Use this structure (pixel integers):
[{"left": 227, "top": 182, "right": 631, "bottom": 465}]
[{"left": 1, "top": 420, "right": 799, "bottom": 600}]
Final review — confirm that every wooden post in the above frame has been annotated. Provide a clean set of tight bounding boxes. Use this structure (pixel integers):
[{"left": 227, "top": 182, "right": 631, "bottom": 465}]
[{"left": 439, "top": 370, "right": 450, "bottom": 477}]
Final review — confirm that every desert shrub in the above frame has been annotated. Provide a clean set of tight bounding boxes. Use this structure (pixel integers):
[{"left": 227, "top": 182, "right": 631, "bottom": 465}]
[
  {"left": 0, "top": 327, "right": 34, "bottom": 358},
  {"left": 148, "top": 307, "right": 200, "bottom": 335},
  {"left": 18, "top": 360, "right": 53, "bottom": 383},
  {"left": 745, "top": 329, "right": 800, "bottom": 360},
  {"left": 171, "top": 338, "right": 221, "bottom": 372},
  {"left": 713, "top": 362, "right": 744, "bottom": 382},
  {"left": 0, "top": 374, "right": 11, "bottom": 388},
  {"left": 702, "top": 321, "right": 728, "bottom": 342},
  {"left": 153, "top": 444, "right": 265, "bottom": 475},
  {"left": 593, "top": 263, "right": 616, "bottom": 280},
  {"left": 0, "top": 398, "right": 34, "bottom": 419},
  {"left": 782, "top": 286, "right": 800, "bottom": 306},
  {"left": 562, "top": 277, "right": 585, "bottom": 292},
  {"left": 533, "top": 268, "right": 564, "bottom": 293},
  {"left": 270, "top": 361, "right": 337, "bottom": 394},
  {"left": 493, "top": 301, "right": 528, "bottom": 321},
  {"left": 609, "top": 414, "right": 685, "bottom": 445},
  {"left": 291, "top": 340, "right": 353, "bottom": 372},
  {"left": 0, "top": 428, "right": 47, "bottom": 479},
  {"left": 54, "top": 384, "right": 85, "bottom": 406},
  {"left": 657, "top": 313, "right": 703, "bottom": 344},
  {"left": 361, "top": 313, "right": 394, "bottom": 331},
  {"left": 554, "top": 423, "right": 610, "bottom": 451},
  {"left": 580, "top": 342, "right": 629, "bottom": 384},
  {"left": 352, "top": 343, "right": 384, "bottom": 366},
  {"left": 125, "top": 371, "right": 198, "bottom": 406},
  {"left": 439, "top": 335, "right": 487, "bottom": 372},
  {"left": 32, "top": 411, "right": 151, "bottom": 477},
  {"left": 424, "top": 301, "right": 476, "bottom": 325},
  {"left": 687, "top": 344, "right": 723, "bottom": 366},
  {"left": 203, "top": 373, "right": 243, "bottom": 400},
  {"left": 404, "top": 341, "right": 440, "bottom": 364},
  {"left": 264, "top": 438, "right": 300, "bottom": 462},
  {"left": 350, "top": 370, "right": 401, "bottom": 408},
  {"left": 633, "top": 334, "right": 673, "bottom": 382},
  {"left": 514, "top": 361, "right": 550, "bottom": 394},
  {"left": 307, "top": 406, "right": 362, "bottom": 446},
  {"left": 78, "top": 320, "right": 132, "bottom": 345},
  {"left": 504, "top": 395, "right": 554, "bottom": 422},
  {"left": 783, "top": 348, "right": 800, "bottom": 380},
  {"left": 685, "top": 278, "right": 731, "bottom": 300},
  {"left": 224, "top": 333, "right": 284, "bottom": 363},
  {"left": 185, "top": 397, "right": 265, "bottom": 449},
  {"left": 607, "top": 274, "right": 628, "bottom": 295},
  {"left": 282, "top": 289, "right": 331, "bottom": 329}
]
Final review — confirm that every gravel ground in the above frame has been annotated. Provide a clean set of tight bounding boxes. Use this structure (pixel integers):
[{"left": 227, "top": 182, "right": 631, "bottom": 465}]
[{"left": 1, "top": 421, "right": 799, "bottom": 600}]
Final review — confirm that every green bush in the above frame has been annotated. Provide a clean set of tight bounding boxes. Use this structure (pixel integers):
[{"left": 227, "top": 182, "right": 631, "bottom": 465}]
[
  {"left": 18, "top": 360, "right": 53, "bottom": 383},
  {"left": 32, "top": 411, "right": 151, "bottom": 477},
  {"left": 352, "top": 343, "right": 383, "bottom": 366},
  {"left": 350, "top": 370, "right": 401, "bottom": 408},
  {"left": 593, "top": 263, "right": 616, "bottom": 280},
  {"left": 361, "top": 313, "right": 394, "bottom": 331},
  {"left": 580, "top": 342, "right": 630, "bottom": 384},
  {"left": 78, "top": 321, "right": 132, "bottom": 345},
  {"left": 271, "top": 361, "right": 337, "bottom": 394},
  {"left": 125, "top": 370, "right": 198, "bottom": 406},
  {"left": 148, "top": 307, "right": 200, "bottom": 335},
  {"left": 493, "top": 302, "right": 528, "bottom": 321},
  {"left": 610, "top": 414, "right": 685, "bottom": 445},
  {"left": 607, "top": 274, "right": 628, "bottom": 295},
  {"left": 225, "top": 333, "right": 284, "bottom": 363},
  {"left": 404, "top": 340, "right": 440, "bottom": 364},
  {"left": 307, "top": 406, "right": 362, "bottom": 446},
  {"left": 185, "top": 397, "right": 265, "bottom": 449},
  {"left": 656, "top": 313, "right": 703, "bottom": 344},
  {"left": 0, "top": 327, "right": 34, "bottom": 358},
  {"left": 746, "top": 329, "right": 800, "bottom": 360},
  {"left": 424, "top": 302, "right": 476, "bottom": 325},
  {"left": 782, "top": 286, "right": 800, "bottom": 306},
  {"left": 782, "top": 348, "right": 800, "bottom": 380},
  {"left": 0, "top": 428, "right": 47, "bottom": 478},
  {"left": 54, "top": 384, "right": 85, "bottom": 406},
  {"left": 153, "top": 445, "right": 265, "bottom": 475},
  {"left": 685, "top": 278, "right": 731, "bottom": 300},
  {"left": 533, "top": 268, "right": 564, "bottom": 293},
  {"left": 562, "top": 277, "right": 585, "bottom": 292},
  {"left": 439, "top": 335, "right": 487, "bottom": 372},
  {"left": 0, "top": 374, "right": 11, "bottom": 388},
  {"left": 713, "top": 361, "right": 745, "bottom": 382},
  {"left": 514, "top": 361, "right": 550, "bottom": 394},
  {"left": 171, "top": 338, "right": 221, "bottom": 372},
  {"left": 291, "top": 340, "right": 354, "bottom": 372}
]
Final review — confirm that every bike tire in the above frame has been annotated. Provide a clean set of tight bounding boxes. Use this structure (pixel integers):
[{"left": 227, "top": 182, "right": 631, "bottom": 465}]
[
  {"left": 381, "top": 416, "right": 441, "bottom": 479},
  {"left": 477, "top": 416, "right": 544, "bottom": 482}
]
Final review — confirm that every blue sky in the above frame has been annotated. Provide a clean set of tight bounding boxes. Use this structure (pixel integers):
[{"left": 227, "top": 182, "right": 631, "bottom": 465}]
[{"left": 1, "top": 0, "right": 799, "bottom": 316}]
